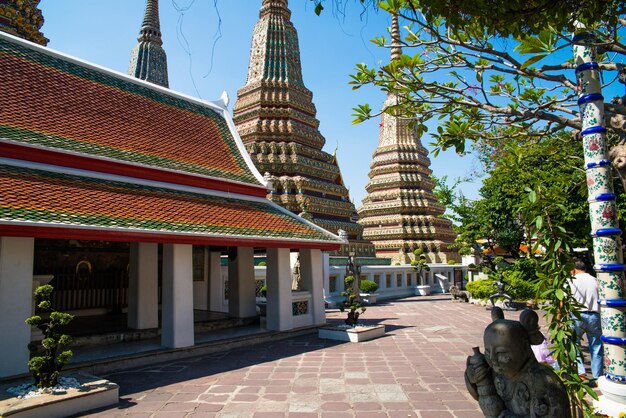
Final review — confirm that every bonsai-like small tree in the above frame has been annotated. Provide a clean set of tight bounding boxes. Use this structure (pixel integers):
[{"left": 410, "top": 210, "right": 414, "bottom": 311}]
[
  {"left": 25, "top": 284, "right": 74, "bottom": 388},
  {"left": 340, "top": 275, "right": 366, "bottom": 326},
  {"left": 411, "top": 249, "right": 431, "bottom": 286},
  {"left": 359, "top": 279, "right": 379, "bottom": 294}
]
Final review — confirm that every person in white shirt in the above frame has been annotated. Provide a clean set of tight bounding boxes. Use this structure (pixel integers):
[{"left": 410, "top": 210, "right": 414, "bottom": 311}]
[{"left": 570, "top": 259, "right": 603, "bottom": 382}]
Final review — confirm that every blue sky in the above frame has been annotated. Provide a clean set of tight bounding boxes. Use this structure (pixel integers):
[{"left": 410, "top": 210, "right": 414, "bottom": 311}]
[{"left": 38, "top": 0, "right": 481, "bottom": 205}]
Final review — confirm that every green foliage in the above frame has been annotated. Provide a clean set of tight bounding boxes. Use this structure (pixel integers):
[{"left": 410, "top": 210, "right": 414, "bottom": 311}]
[
  {"left": 438, "top": 133, "right": 596, "bottom": 259},
  {"left": 466, "top": 271, "right": 538, "bottom": 301},
  {"left": 466, "top": 279, "right": 495, "bottom": 299},
  {"left": 518, "top": 186, "right": 598, "bottom": 414},
  {"left": 257, "top": 261, "right": 267, "bottom": 266},
  {"left": 339, "top": 275, "right": 366, "bottom": 325},
  {"left": 414, "top": 0, "right": 623, "bottom": 38},
  {"left": 447, "top": 259, "right": 457, "bottom": 265},
  {"left": 359, "top": 279, "right": 379, "bottom": 293},
  {"left": 348, "top": 1, "right": 626, "bottom": 161},
  {"left": 259, "top": 285, "right": 267, "bottom": 298},
  {"left": 25, "top": 284, "right": 74, "bottom": 388}
]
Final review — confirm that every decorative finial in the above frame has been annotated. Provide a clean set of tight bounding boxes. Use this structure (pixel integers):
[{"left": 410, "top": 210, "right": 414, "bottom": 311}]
[
  {"left": 219, "top": 90, "right": 230, "bottom": 108},
  {"left": 128, "top": 0, "right": 169, "bottom": 88},
  {"left": 263, "top": 172, "right": 275, "bottom": 192},
  {"left": 138, "top": 0, "right": 163, "bottom": 45},
  {"left": 391, "top": 14, "right": 402, "bottom": 61},
  {"left": 260, "top": 0, "right": 291, "bottom": 19}
]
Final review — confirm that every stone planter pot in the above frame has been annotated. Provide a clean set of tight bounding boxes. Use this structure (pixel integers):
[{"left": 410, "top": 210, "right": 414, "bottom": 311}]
[
  {"left": 0, "top": 372, "right": 118, "bottom": 418},
  {"left": 415, "top": 285, "right": 431, "bottom": 296},
  {"left": 359, "top": 293, "right": 378, "bottom": 305},
  {"left": 318, "top": 324, "right": 385, "bottom": 343}
]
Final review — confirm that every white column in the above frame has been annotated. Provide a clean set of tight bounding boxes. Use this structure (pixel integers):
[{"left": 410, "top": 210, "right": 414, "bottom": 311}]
[
  {"left": 266, "top": 247, "right": 293, "bottom": 331},
  {"left": 227, "top": 247, "right": 257, "bottom": 318},
  {"left": 161, "top": 244, "right": 194, "bottom": 348},
  {"left": 0, "top": 237, "right": 34, "bottom": 378},
  {"left": 193, "top": 247, "right": 209, "bottom": 310},
  {"left": 209, "top": 251, "right": 225, "bottom": 312},
  {"left": 299, "top": 249, "right": 325, "bottom": 326},
  {"left": 128, "top": 242, "right": 158, "bottom": 329},
  {"left": 322, "top": 252, "right": 330, "bottom": 302}
]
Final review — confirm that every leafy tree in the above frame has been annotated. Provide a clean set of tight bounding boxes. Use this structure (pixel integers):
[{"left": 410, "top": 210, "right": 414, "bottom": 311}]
[
  {"left": 314, "top": 1, "right": 623, "bottom": 412},
  {"left": 434, "top": 133, "right": 601, "bottom": 258},
  {"left": 348, "top": 1, "right": 626, "bottom": 170}
]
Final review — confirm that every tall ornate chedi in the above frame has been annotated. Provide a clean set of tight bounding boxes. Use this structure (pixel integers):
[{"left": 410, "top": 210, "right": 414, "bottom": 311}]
[
  {"left": 0, "top": 0, "right": 47, "bottom": 45},
  {"left": 128, "top": 0, "right": 168, "bottom": 88},
  {"left": 357, "top": 15, "right": 457, "bottom": 264},
  {"left": 234, "top": 0, "right": 374, "bottom": 257}
]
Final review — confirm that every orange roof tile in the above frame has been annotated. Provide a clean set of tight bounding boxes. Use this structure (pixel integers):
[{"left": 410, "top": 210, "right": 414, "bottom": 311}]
[{"left": 0, "top": 163, "right": 340, "bottom": 248}]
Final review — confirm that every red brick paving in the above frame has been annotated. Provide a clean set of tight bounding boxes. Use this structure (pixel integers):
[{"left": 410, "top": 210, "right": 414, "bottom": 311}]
[{"left": 83, "top": 295, "right": 494, "bottom": 417}]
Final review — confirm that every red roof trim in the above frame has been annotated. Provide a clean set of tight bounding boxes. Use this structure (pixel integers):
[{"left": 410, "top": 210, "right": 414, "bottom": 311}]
[
  {"left": 0, "top": 225, "right": 341, "bottom": 251},
  {"left": 0, "top": 142, "right": 269, "bottom": 198}
]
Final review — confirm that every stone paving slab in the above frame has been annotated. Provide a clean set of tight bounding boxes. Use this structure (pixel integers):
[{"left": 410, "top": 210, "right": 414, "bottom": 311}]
[{"left": 79, "top": 295, "right": 499, "bottom": 417}]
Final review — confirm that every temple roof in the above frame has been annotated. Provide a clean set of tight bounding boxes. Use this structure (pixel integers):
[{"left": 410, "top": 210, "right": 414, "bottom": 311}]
[
  {"left": 0, "top": 32, "right": 342, "bottom": 249},
  {"left": 0, "top": 32, "right": 262, "bottom": 189},
  {"left": 0, "top": 163, "right": 339, "bottom": 248}
]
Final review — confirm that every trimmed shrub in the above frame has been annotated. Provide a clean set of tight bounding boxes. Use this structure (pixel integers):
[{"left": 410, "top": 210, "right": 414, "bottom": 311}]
[
  {"left": 340, "top": 275, "right": 365, "bottom": 325},
  {"left": 447, "top": 259, "right": 457, "bottom": 265},
  {"left": 466, "top": 279, "right": 495, "bottom": 299},
  {"left": 465, "top": 272, "right": 538, "bottom": 301},
  {"left": 257, "top": 261, "right": 267, "bottom": 266},
  {"left": 25, "top": 285, "right": 74, "bottom": 388},
  {"left": 359, "top": 279, "right": 379, "bottom": 293}
]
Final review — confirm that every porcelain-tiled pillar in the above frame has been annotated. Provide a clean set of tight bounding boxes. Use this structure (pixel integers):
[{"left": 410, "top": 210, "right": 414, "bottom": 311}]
[{"left": 574, "top": 31, "right": 626, "bottom": 413}]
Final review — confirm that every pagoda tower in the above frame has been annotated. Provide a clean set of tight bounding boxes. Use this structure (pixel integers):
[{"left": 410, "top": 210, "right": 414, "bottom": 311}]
[
  {"left": 357, "top": 15, "right": 457, "bottom": 264},
  {"left": 234, "top": 0, "right": 374, "bottom": 257},
  {"left": 128, "top": 0, "right": 169, "bottom": 88},
  {"left": 0, "top": 0, "right": 47, "bottom": 45}
]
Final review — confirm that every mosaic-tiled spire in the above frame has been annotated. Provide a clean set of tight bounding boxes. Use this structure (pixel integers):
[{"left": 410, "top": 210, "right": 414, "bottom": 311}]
[
  {"left": 234, "top": 0, "right": 375, "bottom": 257},
  {"left": 0, "top": 0, "right": 47, "bottom": 45},
  {"left": 128, "top": 0, "right": 169, "bottom": 88},
  {"left": 357, "top": 14, "right": 457, "bottom": 264}
]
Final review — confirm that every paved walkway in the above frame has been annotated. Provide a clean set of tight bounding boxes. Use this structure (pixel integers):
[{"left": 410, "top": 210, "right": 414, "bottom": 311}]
[{"left": 85, "top": 295, "right": 495, "bottom": 418}]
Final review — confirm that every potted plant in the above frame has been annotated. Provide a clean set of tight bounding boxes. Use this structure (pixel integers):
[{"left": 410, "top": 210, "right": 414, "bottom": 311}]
[
  {"left": 0, "top": 285, "right": 119, "bottom": 418},
  {"left": 318, "top": 275, "right": 385, "bottom": 342},
  {"left": 26, "top": 284, "right": 74, "bottom": 388},
  {"left": 412, "top": 249, "right": 431, "bottom": 296},
  {"left": 359, "top": 279, "right": 379, "bottom": 304},
  {"left": 340, "top": 275, "right": 365, "bottom": 326}
]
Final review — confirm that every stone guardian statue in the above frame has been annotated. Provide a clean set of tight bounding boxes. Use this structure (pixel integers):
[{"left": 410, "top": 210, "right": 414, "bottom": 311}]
[{"left": 465, "top": 308, "right": 570, "bottom": 417}]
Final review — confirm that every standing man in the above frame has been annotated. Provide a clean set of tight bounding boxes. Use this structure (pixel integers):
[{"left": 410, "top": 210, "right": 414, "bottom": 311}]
[{"left": 571, "top": 259, "right": 604, "bottom": 383}]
